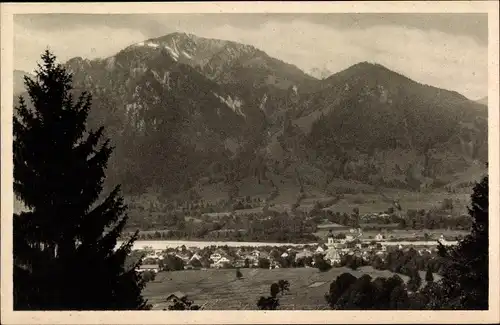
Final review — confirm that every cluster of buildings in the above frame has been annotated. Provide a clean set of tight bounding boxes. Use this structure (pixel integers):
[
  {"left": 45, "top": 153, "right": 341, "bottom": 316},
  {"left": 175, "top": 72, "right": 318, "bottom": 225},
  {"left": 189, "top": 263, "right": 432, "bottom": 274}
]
[{"left": 134, "top": 228, "right": 445, "bottom": 274}]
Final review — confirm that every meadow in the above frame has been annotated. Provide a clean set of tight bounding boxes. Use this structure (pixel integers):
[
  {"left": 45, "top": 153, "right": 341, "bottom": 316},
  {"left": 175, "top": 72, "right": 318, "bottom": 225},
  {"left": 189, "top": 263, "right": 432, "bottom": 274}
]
[
  {"left": 314, "top": 228, "right": 469, "bottom": 241},
  {"left": 142, "top": 266, "right": 438, "bottom": 310}
]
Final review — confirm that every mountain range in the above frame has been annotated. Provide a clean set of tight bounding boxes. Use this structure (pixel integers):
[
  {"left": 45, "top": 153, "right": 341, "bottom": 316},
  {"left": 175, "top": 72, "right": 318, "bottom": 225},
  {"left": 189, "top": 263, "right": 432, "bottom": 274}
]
[
  {"left": 476, "top": 96, "right": 488, "bottom": 106},
  {"left": 14, "top": 32, "right": 488, "bottom": 202}
]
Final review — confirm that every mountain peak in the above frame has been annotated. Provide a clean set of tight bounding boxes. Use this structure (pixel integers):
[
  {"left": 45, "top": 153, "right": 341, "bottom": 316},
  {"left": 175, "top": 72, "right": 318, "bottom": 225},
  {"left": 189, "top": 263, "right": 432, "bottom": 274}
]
[{"left": 339, "top": 61, "right": 395, "bottom": 76}]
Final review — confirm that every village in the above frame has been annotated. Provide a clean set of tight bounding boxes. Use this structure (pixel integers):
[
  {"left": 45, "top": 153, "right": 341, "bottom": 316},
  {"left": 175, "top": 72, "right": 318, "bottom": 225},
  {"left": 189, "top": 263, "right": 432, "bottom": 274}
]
[{"left": 134, "top": 228, "right": 454, "bottom": 274}]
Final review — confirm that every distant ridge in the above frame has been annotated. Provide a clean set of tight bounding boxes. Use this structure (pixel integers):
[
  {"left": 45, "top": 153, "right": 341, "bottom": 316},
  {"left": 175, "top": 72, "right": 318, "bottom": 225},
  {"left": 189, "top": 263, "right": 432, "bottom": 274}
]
[
  {"left": 14, "top": 70, "right": 34, "bottom": 96},
  {"left": 476, "top": 96, "right": 488, "bottom": 106}
]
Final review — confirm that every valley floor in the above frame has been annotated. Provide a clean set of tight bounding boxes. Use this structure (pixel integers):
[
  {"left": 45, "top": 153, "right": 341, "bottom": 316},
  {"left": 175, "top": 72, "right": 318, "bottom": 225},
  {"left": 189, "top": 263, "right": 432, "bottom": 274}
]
[{"left": 142, "top": 266, "right": 439, "bottom": 310}]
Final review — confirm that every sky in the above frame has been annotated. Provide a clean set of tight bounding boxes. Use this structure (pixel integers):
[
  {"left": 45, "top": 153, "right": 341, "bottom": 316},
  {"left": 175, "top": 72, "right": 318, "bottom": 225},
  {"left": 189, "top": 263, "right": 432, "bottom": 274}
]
[{"left": 14, "top": 13, "right": 488, "bottom": 100}]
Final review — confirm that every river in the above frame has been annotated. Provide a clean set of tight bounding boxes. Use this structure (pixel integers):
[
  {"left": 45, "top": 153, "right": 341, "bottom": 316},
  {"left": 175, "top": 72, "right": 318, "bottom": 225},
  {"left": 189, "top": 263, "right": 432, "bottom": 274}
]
[
  {"left": 117, "top": 240, "right": 313, "bottom": 250},
  {"left": 117, "top": 239, "right": 458, "bottom": 251}
]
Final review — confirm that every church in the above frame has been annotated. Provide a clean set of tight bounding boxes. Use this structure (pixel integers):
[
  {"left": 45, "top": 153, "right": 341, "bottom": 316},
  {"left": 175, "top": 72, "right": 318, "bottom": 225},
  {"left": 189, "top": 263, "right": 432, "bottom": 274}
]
[
  {"left": 324, "top": 230, "right": 341, "bottom": 265},
  {"left": 326, "top": 229, "right": 335, "bottom": 247}
]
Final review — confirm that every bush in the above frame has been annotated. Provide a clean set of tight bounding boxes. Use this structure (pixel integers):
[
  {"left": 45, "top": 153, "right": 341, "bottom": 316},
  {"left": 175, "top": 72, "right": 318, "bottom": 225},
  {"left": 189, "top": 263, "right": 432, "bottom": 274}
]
[
  {"left": 142, "top": 270, "right": 156, "bottom": 283},
  {"left": 278, "top": 280, "right": 290, "bottom": 294},
  {"left": 315, "top": 258, "right": 332, "bottom": 272},
  {"left": 270, "top": 283, "right": 280, "bottom": 298},
  {"left": 258, "top": 258, "right": 270, "bottom": 269},
  {"left": 256, "top": 296, "right": 279, "bottom": 310}
]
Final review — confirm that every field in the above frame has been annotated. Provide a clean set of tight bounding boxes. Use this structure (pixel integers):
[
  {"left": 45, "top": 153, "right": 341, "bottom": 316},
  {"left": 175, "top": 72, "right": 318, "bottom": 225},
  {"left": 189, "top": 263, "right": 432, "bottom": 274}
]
[
  {"left": 189, "top": 172, "right": 475, "bottom": 213},
  {"left": 142, "top": 266, "right": 438, "bottom": 310},
  {"left": 314, "top": 228, "right": 469, "bottom": 241},
  {"left": 194, "top": 189, "right": 472, "bottom": 218}
]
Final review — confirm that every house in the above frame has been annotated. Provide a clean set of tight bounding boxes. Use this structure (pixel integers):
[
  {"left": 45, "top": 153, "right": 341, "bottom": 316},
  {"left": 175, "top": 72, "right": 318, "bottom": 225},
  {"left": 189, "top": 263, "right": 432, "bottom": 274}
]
[
  {"left": 218, "top": 256, "right": 232, "bottom": 265},
  {"left": 295, "top": 249, "right": 313, "bottom": 261},
  {"left": 165, "top": 291, "right": 187, "bottom": 303},
  {"left": 210, "top": 252, "right": 222, "bottom": 262},
  {"left": 137, "top": 264, "right": 160, "bottom": 273},
  {"left": 213, "top": 256, "right": 233, "bottom": 268},
  {"left": 176, "top": 253, "right": 191, "bottom": 263},
  {"left": 186, "top": 256, "right": 203, "bottom": 269},
  {"left": 250, "top": 249, "right": 261, "bottom": 258},
  {"left": 190, "top": 253, "right": 202, "bottom": 262},
  {"left": 315, "top": 246, "right": 325, "bottom": 254}
]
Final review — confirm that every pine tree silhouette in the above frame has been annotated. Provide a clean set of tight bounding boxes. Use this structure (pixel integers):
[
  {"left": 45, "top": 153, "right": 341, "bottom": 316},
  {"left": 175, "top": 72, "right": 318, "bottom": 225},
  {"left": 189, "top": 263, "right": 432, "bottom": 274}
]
[
  {"left": 437, "top": 174, "right": 488, "bottom": 309},
  {"left": 13, "top": 50, "right": 149, "bottom": 310},
  {"left": 425, "top": 265, "right": 434, "bottom": 283}
]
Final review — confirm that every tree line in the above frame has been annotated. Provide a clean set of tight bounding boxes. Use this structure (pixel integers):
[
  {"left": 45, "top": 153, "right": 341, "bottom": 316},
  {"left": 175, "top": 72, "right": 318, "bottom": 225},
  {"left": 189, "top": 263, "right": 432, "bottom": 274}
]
[{"left": 325, "top": 175, "right": 488, "bottom": 310}]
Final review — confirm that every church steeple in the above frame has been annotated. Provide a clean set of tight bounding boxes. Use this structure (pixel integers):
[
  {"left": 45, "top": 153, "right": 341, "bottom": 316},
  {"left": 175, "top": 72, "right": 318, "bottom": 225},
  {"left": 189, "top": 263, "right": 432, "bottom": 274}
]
[{"left": 327, "top": 230, "right": 334, "bottom": 246}]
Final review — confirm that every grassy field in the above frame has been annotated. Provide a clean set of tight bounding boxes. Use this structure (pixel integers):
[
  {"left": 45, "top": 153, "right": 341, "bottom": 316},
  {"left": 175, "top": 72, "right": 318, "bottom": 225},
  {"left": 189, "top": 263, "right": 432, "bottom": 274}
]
[
  {"left": 314, "top": 228, "right": 469, "bottom": 240},
  {"left": 207, "top": 190, "right": 472, "bottom": 218},
  {"left": 142, "top": 266, "right": 438, "bottom": 310}
]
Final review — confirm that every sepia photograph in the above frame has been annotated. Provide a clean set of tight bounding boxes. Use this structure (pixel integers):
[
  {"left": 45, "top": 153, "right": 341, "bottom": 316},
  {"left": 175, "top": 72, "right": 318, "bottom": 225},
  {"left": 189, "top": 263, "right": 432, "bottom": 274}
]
[{"left": 1, "top": 1, "right": 499, "bottom": 324}]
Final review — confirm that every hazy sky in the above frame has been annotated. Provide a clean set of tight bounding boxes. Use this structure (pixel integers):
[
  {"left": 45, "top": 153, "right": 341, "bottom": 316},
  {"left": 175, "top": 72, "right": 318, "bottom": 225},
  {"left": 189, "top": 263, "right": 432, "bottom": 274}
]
[{"left": 14, "top": 13, "right": 488, "bottom": 99}]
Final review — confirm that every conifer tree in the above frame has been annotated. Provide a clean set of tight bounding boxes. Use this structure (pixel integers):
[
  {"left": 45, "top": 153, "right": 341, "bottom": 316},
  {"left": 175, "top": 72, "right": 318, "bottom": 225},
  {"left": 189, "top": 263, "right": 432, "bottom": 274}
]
[
  {"left": 236, "top": 267, "right": 243, "bottom": 279},
  {"left": 407, "top": 270, "right": 422, "bottom": 292},
  {"left": 13, "top": 50, "right": 148, "bottom": 310},
  {"left": 437, "top": 174, "right": 489, "bottom": 309},
  {"left": 425, "top": 264, "right": 434, "bottom": 283}
]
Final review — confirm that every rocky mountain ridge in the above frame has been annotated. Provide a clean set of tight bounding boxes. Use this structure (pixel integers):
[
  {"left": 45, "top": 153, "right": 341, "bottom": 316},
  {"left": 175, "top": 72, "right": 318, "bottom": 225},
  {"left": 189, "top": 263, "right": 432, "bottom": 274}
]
[{"left": 14, "top": 32, "right": 488, "bottom": 201}]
